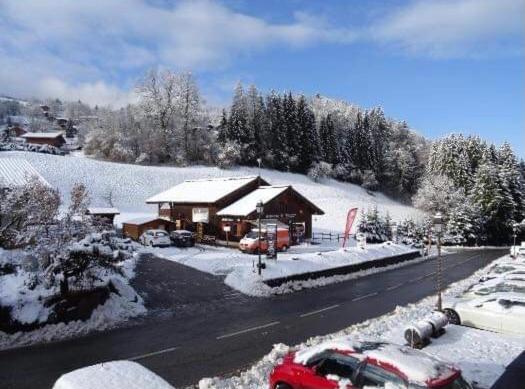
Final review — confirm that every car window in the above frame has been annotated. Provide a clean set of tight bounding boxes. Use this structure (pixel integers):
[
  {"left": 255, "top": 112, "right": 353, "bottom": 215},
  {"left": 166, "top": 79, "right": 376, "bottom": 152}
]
[
  {"left": 317, "top": 354, "right": 360, "bottom": 381},
  {"left": 359, "top": 363, "right": 406, "bottom": 388}
]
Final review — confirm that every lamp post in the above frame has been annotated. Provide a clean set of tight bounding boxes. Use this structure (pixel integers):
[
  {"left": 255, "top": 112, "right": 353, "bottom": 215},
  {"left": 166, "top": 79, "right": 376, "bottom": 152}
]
[
  {"left": 512, "top": 222, "right": 520, "bottom": 257},
  {"left": 433, "top": 212, "right": 444, "bottom": 311},
  {"left": 391, "top": 222, "right": 398, "bottom": 244},
  {"left": 256, "top": 200, "right": 264, "bottom": 276}
]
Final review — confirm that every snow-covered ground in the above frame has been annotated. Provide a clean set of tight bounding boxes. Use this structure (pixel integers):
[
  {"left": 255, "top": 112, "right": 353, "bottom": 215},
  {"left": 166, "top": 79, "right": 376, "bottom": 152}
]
[
  {"left": 198, "top": 255, "right": 525, "bottom": 389},
  {"left": 0, "top": 249, "right": 146, "bottom": 351},
  {"left": 151, "top": 242, "right": 421, "bottom": 296},
  {"left": 0, "top": 151, "right": 423, "bottom": 232}
]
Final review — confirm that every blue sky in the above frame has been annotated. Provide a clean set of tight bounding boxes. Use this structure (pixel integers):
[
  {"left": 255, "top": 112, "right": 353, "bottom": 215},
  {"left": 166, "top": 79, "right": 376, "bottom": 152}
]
[{"left": 0, "top": 0, "right": 523, "bottom": 156}]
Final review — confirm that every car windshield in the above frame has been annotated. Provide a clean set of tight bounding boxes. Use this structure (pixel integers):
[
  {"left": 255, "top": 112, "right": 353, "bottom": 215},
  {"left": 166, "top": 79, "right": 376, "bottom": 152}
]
[
  {"left": 245, "top": 231, "right": 259, "bottom": 239},
  {"left": 176, "top": 232, "right": 192, "bottom": 237},
  {"left": 156, "top": 231, "right": 167, "bottom": 237}
]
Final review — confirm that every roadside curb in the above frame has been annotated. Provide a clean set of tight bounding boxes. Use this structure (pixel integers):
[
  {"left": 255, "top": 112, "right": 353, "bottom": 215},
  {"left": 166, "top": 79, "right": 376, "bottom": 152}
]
[{"left": 264, "top": 250, "right": 422, "bottom": 287}]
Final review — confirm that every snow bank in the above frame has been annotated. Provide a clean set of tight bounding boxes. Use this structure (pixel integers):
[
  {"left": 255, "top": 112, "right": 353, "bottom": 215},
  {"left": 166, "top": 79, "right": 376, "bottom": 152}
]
[
  {"left": 0, "top": 255, "right": 146, "bottom": 351},
  {"left": 154, "top": 243, "right": 420, "bottom": 296},
  {"left": 53, "top": 360, "right": 174, "bottom": 389},
  {"left": 0, "top": 151, "right": 423, "bottom": 232},
  {"left": 198, "top": 255, "right": 525, "bottom": 389}
]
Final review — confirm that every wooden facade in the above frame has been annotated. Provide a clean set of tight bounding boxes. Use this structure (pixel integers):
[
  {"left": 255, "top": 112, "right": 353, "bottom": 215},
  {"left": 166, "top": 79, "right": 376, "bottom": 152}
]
[
  {"left": 122, "top": 218, "right": 177, "bottom": 240},
  {"left": 218, "top": 187, "right": 323, "bottom": 240},
  {"left": 147, "top": 176, "right": 324, "bottom": 243},
  {"left": 155, "top": 177, "right": 269, "bottom": 235},
  {"left": 22, "top": 133, "right": 66, "bottom": 147}
]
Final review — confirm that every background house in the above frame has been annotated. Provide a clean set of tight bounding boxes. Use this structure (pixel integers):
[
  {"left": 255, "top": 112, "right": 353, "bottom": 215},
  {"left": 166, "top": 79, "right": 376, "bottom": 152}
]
[{"left": 21, "top": 131, "right": 66, "bottom": 147}]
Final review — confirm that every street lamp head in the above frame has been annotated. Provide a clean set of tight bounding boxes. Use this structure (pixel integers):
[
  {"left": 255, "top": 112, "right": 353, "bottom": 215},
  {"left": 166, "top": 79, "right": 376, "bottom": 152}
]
[{"left": 256, "top": 200, "right": 264, "bottom": 215}]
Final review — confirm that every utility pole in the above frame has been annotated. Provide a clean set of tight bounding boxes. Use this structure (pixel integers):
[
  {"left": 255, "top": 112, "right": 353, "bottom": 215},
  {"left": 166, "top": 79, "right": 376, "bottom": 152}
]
[
  {"left": 433, "top": 212, "right": 444, "bottom": 311},
  {"left": 256, "top": 200, "right": 264, "bottom": 276}
]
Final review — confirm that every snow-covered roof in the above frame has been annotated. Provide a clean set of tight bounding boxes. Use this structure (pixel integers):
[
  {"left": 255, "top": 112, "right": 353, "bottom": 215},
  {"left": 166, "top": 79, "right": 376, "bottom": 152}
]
[
  {"left": 122, "top": 216, "right": 171, "bottom": 225},
  {"left": 294, "top": 338, "right": 456, "bottom": 385},
  {"left": 52, "top": 360, "right": 174, "bottom": 389},
  {"left": 0, "top": 158, "right": 50, "bottom": 188},
  {"left": 22, "top": 131, "right": 64, "bottom": 139},
  {"left": 146, "top": 176, "right": 260, "bottom": 204},
  {"left": 87, "top": 207, "right": 120, "bottom": 215},
  {"left": 217, "top": 185, "right": 289, "bottom": 217}
]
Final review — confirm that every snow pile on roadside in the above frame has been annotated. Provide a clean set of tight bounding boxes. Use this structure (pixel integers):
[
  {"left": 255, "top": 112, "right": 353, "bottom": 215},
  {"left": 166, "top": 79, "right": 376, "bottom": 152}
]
[
  {"left": 0, "top": 255, "right": 146, "bottom": 351},
  {"left": 155, "top": 243, "right": 420, "bottom": 296},
  {"left": 0, "top": 151, "right": 423, "bottom": 231},
  {"left": 198, "top": 256, "right": 525, "bottom": 389}
]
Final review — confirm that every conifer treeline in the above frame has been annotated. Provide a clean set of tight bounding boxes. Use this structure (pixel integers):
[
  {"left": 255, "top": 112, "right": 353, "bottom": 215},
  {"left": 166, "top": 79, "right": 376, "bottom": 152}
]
[{"left": 217, "top": 84, "right": 427, "bottom": 200}]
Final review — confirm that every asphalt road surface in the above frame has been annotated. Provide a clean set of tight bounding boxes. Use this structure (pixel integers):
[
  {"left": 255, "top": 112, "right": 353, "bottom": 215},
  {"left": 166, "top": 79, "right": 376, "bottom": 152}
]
[{"left": 0, "top": 248, "right": 507, "bottom": 388}]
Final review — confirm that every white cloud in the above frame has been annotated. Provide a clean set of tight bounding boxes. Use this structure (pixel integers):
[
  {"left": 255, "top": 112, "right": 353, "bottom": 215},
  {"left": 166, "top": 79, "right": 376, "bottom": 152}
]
[
  {"left": 0, "top": 0, "right": 522, "bottom": 106},
  {"left": 371, "top": 0, "right": 524, "bottom": 58},
  {"left": 0, "top": 0, "right": 354, "bottom": 106}
]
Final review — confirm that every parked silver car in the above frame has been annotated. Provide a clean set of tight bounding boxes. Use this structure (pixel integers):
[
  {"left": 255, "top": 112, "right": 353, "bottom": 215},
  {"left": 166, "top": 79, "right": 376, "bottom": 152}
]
[{"left": 139, "top": 229, "right": 171, "bottom": 247}]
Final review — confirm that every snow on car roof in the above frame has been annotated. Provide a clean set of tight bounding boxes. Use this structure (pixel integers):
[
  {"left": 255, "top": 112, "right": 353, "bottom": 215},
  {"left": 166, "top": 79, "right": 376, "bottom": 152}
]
[
  {"left": 52, "top": 360, "right": 174, "bottom": 389},
  {"left": 217, "top": 185, "right": 289, "bottom": 217},
  {"left": 21, "top": 131, "right": 64, "bottom": 138},
  {"left": 0, "top": 158, "right": 50, "bottom": 188},
  {"left": 293, "top": 338, "right": 455, "bottom": 385},
  {"left": 146, "top": 176, "right": 260, "bottom": 204}
]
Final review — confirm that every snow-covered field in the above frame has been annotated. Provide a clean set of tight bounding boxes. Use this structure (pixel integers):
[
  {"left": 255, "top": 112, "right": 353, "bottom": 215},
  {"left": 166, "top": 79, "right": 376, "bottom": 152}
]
[
  {"left": 199, "top": 255, "right": 525, "bottom": 389},
  {"left": 0, "top": 249, "right": 146, "bottom": 351},
  {"left": 0, "top": 151, "right": 423, "bottom": 232},
  {"left": 151, "top": 242, "right": 420, "bottom": 296}
]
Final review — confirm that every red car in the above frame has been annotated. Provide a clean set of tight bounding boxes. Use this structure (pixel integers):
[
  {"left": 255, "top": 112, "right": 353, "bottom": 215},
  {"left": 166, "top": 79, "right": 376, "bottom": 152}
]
[{"left": 269, "top": 339, "right": 472, "bottom": 389}]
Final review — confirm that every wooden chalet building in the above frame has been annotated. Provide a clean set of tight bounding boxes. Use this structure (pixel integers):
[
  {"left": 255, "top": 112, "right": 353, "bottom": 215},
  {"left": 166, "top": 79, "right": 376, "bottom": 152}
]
[
  {"left": 21, "top": 131, "right": 66, "bottom": 148},
  {"left": 146, "top": 176, "right": 268, "bottom": 236},
  {"left": 146, "top": 176, "right": 324, "bottom": 242},
  {"left": 217, "top": 185, "right": 324, "bottom": 241}
]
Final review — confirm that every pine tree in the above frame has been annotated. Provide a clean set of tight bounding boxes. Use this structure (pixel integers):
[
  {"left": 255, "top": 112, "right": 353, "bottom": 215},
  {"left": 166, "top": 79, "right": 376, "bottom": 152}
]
[
  {"left": 319, "top": 114, "right": 338, "bottom": 164},
  {"left": 498, "top": 142, "right": 525, "bottom": 222},
  {"left": 469, "top": 151, "right": 509, "bottom": 244},
  {"left": 217, "top": 109, "right": 228, "bottom": 144},
  {"left": 296, "top": 95, "right": 319, "bottom": 173}
]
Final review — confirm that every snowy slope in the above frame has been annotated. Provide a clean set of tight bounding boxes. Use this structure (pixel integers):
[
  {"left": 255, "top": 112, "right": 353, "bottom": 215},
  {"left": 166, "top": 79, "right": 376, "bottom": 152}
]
[{"left": 0, "top": 152, "right": 423, "bottom": 232}]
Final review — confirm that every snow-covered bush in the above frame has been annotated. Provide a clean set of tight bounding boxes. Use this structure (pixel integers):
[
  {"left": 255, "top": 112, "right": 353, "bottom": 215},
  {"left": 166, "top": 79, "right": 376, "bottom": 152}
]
[
  {"left": 216, "top": 141, "right": 241, "bottom": 169},
  {"left": 308, "top": 162, "right": 333, "bottom": 182},
  {"left": 361, "top": 169, "right": 379, "bottom": 191}
]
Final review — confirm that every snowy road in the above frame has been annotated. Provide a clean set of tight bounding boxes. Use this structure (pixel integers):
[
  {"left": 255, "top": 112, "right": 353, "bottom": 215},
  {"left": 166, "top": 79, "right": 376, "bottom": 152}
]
[{"left": 0, "top": 248, "right": 507, "bottom": 388}]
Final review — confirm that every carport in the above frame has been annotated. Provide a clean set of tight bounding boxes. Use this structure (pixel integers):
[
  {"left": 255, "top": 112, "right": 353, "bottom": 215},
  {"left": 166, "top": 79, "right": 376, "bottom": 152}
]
[{"left": 122, "top": 217, "right": 177, "bottom": 240}]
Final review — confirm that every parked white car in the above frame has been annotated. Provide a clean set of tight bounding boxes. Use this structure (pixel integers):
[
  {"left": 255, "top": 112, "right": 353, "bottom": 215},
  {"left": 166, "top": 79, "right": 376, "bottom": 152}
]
[
  {"left": 443, "top": 292, "right": 525, "bottom": 335},
  {"left": 139, "top": 229, "right": 171, "bottom": 247},
  {"left": 461, "top": 276, "right": 525, "bottom": 298}
]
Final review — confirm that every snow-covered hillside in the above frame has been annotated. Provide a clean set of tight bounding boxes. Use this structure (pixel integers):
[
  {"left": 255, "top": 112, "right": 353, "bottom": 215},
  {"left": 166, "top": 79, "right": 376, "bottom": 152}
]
[{"left": 0, "top": 152, "right": 423, "bottom": 231}]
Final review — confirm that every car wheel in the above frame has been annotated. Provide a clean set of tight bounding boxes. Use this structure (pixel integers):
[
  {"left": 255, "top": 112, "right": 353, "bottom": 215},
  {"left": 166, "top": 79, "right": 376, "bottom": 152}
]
[
  {"left": 275, "top": 383, "right": 293, "bottom": 389},
  {"left": 149, "top": 240, "right": 154, "bottom": 247},
  {"left": 444, "top": 309, "right": 461, "bottom": 325}
]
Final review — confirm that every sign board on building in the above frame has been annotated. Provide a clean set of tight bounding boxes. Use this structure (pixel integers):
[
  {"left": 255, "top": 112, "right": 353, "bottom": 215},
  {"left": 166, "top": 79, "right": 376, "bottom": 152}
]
[
  {"left": 223, "top": 225, "right": 231, "bottom": 232},
  {"left": 266, "top": 223, "right": 277, "bottom": 259},
  {"left": 192, "top": 207, "right": 209, "bottom": 223}
]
